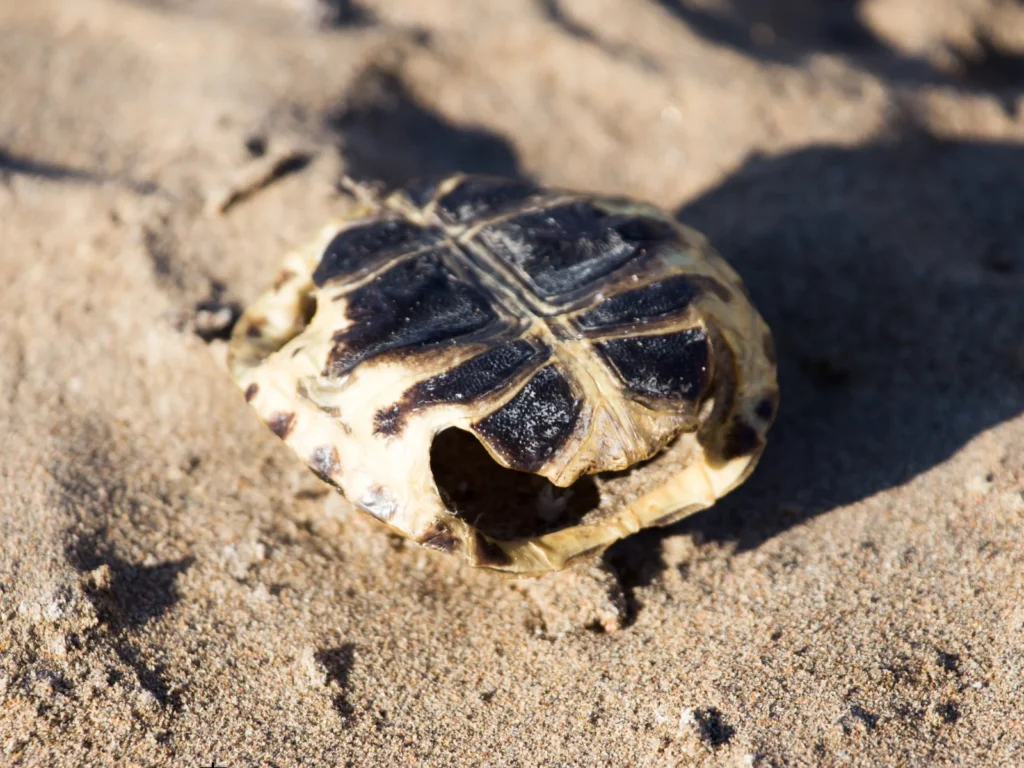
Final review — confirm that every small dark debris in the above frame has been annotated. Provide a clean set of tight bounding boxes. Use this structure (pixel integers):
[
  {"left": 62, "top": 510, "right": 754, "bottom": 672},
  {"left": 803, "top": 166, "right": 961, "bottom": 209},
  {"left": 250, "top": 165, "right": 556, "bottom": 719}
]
[
  {"left": 314, "top": 0, "right": 376, "bottom": 28},
  {"left": 295, "top": 487, "right": 331, "bottom": 500},
  {"left": 244, "top": 135, "right": 267, "bottom": 158},
  {"left": 480, "top": 689, "right": 496, "bottom": 703},
  {"left": 273, "top": 153, "right": 313, "bottom": 178},
  {"left": 316, "top": 644, "right": 356, "bottom": 688},
  {"left": 936, "top": 651, "right": 961, "bottom": 675},
  {"left": 37, "top": 668, "right": 73, "bottom": 696},
  {"left": 216, "top": 149, "right": 313, "bottom": 214},
  {"left": 315, "top": 643, "right": 357, "bottom": 721},
  {"left": 692, "top": 707, "right": 735, "bottom": 747},
  {"left": 0, "top": 147, "right": 97, "bottom": 183},
  {"left": 936, "top": 701, "right": 960, "bottom": 724},
  {"left": 194, "top": 292, "right": 242, "bottom": 342}
]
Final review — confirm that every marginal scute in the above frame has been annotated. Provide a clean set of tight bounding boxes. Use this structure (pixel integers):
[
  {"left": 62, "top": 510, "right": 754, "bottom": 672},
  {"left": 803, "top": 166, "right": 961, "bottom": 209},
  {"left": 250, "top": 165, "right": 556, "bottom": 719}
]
[
  {"left": 694, "top": 275, "right": 735, "bottom": 303},
  {"left": 596, "top": 328, "right": 710, "bottom": 401},
  {"left": 359, "top": 484, "right": 397, "bottom": 522},
  {"left": 473, "top": 202, "right": 677, "bottom": 301},
  {"left": 418, "top": 523, "right": 461, "bottom": 554},
  {"left": 312, "top": 218, "right": 442, "bottom": 286},
  {"left": 472, "top": 365, "right": 581, "bottom": 472},
  {"left": 719, "top": 420, "right": 762, "bottom": 461},
  {"left": 310, "top": 445, "right": 341, "bottom": 481},
  {"left": 762, "top": 331, "right": 777, "bottom": 366},
  {"left": 324, "top": 250, "right": 500, "bottom": 378},
  {"left": 372, "top": 340, "right": 548, "bottom": 436}
]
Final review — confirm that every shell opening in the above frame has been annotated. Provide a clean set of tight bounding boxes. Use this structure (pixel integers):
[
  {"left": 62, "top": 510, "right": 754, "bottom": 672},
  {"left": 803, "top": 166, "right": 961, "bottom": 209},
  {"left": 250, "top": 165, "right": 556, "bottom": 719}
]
[{"left": 429, "top": 428, "right": 601, "bottom": 542}]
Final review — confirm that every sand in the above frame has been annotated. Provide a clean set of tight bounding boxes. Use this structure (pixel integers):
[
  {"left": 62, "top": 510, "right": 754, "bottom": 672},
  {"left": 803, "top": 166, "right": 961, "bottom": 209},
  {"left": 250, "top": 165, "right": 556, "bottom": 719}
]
[{"left": 1, "top": 0, "right": 1023, "bottom": 765}]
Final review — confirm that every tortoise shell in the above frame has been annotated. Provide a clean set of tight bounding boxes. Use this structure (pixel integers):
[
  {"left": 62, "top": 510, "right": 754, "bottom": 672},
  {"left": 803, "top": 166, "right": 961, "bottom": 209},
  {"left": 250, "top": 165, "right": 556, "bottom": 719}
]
[{"left": 227, "top": 174, "right": 778, "bottom": 575}]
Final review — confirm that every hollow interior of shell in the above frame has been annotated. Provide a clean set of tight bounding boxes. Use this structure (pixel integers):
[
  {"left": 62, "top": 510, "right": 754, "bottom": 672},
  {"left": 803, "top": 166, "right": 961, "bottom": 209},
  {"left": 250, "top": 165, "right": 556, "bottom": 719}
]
[{"left": 428, "top": 424, "right": 749, "bottom": 562}]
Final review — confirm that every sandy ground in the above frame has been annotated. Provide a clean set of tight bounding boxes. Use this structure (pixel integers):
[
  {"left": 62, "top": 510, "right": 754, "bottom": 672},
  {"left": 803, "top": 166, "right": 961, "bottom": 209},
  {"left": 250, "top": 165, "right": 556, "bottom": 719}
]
[{"left": 1, "top": 0, "right": 1023, "bottom": 765}]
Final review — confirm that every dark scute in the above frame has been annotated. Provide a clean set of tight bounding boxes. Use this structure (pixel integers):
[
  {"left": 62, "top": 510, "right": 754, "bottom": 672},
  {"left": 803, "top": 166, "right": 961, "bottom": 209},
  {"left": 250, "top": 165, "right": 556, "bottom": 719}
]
[
  {"left": 373, "top": 340, "right": 548, "bottom": 435},
  {"left": 576, "top": 274, "right": 706, "bottom": 330},
  {"left": 312, "top": 218, "right": 441, "bottom": 286},
  {"left": 612, "top": 216, "right": 679, "bottom": 242},
  {"left": 325, "top": 250, "right": 498, "bottom": 377},
  {"left": 597, "top": 328, "right": 710, "bottom": 401},
  {"left": 473, "top": 365, "right": 581, "bottom": 472},
  {"left": 436, "top": 176, "right": 540, "bottom": 224},
  {"left": 475, "top": 203, "right": 677, "bottom": 299},
  {"left": 413, "top": 341, "right": 544, "bottom": 402}
]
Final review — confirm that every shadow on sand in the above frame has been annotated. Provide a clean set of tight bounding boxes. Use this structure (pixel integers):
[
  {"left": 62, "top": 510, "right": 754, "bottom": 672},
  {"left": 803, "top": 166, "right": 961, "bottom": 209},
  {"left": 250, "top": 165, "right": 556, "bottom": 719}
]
[
  {"left": 607, "top": 133, "right": 1024, "bottom": 590},
  {"left": 543, "top": 0, "right": 1024, "bottom": 113},
  {"left": 326, "top": 65, "right": 527, "bottom": 189}
]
